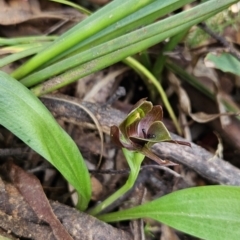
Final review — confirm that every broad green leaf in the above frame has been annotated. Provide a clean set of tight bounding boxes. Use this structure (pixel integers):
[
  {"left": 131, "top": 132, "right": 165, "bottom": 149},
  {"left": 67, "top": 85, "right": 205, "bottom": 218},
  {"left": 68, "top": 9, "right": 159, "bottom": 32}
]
[
  {"left": 205, "top": 52, "right": 240, "bottom": 76},
  {"left": 0, "top": 71, "right": 91, "bottom": 211},
  {"left": 99, "top": 186, "right": 240, "bottom": 240}
]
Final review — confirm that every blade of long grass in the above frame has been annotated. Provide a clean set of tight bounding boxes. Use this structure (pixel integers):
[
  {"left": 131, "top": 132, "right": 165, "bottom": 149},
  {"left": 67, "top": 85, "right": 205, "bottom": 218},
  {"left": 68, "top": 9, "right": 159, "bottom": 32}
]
[
  {"left": 50, "top": 0, "right": 91, "bottom": 15},
  {"left": 11, "top": 0, "right": 156, "bottom": 79},
  {"left": 30, "top": 2, "right": 233, "bottom": 95},
  {"left": 0, "top": 43, "right": 47, "bottom": 55},
  {"left": 0, "top": 45, "right": 48, "bottom": 68},
  {"left": 152, "top": 29, "right": 189, "bottom": 78},
  {"left": 45, "top": 0, "right": 195, "bottom": 66},
  {"left": 20, "top": 0, "right": 235, "bottom": 88},
  {"left": 0, "top": 36, "right": 57, "bottom": 46}
]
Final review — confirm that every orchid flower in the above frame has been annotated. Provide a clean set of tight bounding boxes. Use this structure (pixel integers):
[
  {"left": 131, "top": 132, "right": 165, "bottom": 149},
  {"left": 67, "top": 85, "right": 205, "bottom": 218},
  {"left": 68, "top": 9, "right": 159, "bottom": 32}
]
[{"left": 110, "top": 99, "right": 190, "bottom": 166}]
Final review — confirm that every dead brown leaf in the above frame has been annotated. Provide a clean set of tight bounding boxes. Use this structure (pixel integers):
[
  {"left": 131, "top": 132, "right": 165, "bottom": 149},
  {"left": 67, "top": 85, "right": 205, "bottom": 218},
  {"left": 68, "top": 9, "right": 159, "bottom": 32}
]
[
  {"left": 8, "top": 162, "right": 73, "bottom": 240},
  {"left": 0, "top": 0, "right": 83, "bottom": 25},
  {"left": 168, "top": 72, "right": 233, "bottom": 124}
]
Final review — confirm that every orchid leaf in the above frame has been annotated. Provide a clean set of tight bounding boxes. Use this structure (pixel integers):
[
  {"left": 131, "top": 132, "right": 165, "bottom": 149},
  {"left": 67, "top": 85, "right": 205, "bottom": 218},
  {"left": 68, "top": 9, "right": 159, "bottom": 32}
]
[
  {"left": 0, "top": 71, "right": 91, "bottom": 211},
  {"left": 98, "top": 186, "right": 240, "bottom": 240}
]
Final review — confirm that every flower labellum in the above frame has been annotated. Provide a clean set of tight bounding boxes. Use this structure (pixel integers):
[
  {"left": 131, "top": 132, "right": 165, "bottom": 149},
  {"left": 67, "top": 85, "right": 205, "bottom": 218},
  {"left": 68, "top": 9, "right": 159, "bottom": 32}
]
[{"left": 110, "top": 99, "right": 190, "bottom": 166}]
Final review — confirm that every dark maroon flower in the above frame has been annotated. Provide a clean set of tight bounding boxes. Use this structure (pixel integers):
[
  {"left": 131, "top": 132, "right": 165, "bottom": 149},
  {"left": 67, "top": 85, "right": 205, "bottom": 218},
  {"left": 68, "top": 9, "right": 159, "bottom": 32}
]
[{"left": 110, "top": 99, "right": 190, "bottom": 166}]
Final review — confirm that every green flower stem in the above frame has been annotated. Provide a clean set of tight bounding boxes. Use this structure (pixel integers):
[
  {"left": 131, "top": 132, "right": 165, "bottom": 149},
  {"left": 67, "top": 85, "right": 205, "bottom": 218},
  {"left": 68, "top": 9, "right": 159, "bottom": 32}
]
[
  {"left": 124, "top": 57, "right": 182, "bottom": 135},
  {"left": 88, "top": 149, "right": 145, "bottom": 216}
]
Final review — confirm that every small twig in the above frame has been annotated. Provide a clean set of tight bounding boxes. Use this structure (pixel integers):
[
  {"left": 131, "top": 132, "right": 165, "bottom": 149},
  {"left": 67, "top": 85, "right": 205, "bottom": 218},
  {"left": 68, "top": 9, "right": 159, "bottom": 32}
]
[
  {"left": 141, "top": 164, "right": 182, "bottom": 178},
  {"left": 89, "top": 168, "right": 129, "bottom": 175},
  {"left": 105, "top": 86, "right": 126, "bottom": 106},
  {"left": 89, "top": 164, "right": 181, "bottom": 178},
  {"left": 42, "top": 94, "right": 240, "bottom": 186},
  {"left": 28, "top": 162, "right": 52, "bottom": 173},
  {"left": 0, "top": 147, "right": 30, "bottom": 157},
  {"left": 198, "top": 22, "right": 240, "bottom": 61}
]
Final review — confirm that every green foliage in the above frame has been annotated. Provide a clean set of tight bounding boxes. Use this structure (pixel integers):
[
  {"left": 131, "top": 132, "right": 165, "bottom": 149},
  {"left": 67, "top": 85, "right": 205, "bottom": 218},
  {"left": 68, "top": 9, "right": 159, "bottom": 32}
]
[
  {"left": 89, "top": 149, "right": 145, "bottom": 216},
  {"left": 89, "top": 99, "right": 189, "bottom": 215},
  {"left": 9, "top": 0, "right": 236, "bottom": 92},
  {"left": 0, "top": 1, "right": 239, "bottom": 239},
  {"left": 0, "top": 71, "right": 91, "bottom": 211},
  {"left": 50, "top": 0, "right": 91, "bottom": 15},
  {"left": 99, "top": 186, "right": 240, "bottom": 240},
  {"left": 205, "top": 52, "right": 240, "bottom": 76},
  {"left": 11, "top": 0, "right": 156, "bottom": 79},
  {"left": 187, "top": 9, "right": 240, "bottom": 48},
  {"left": 2, "top": 0, "right": 237, "bottom": 135}
]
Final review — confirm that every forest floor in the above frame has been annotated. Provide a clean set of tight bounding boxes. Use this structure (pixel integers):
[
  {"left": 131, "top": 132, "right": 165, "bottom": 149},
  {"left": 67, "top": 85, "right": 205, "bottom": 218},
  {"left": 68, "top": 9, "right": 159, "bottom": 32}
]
[{"left": 0, "top": 1, "right": 240, "bottom": 240}]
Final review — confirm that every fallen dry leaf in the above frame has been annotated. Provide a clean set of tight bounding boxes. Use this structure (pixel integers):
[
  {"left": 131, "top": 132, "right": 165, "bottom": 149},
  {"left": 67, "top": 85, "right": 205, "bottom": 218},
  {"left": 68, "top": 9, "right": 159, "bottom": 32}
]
[
  {"left": 0, "top": 0, "right": 83, "bottom": 25},
  {"left": 8, "top": 162, "right": 73, "bottom": 240},
  {"left": 168, "top": 71, "right": 232, "bottom": 124}
]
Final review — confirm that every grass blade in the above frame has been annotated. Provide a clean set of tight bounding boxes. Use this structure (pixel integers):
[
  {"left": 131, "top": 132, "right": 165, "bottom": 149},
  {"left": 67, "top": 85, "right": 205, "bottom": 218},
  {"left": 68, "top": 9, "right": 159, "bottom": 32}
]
[
  {"left": 11, "top": 0, "right": 156, "bottom": 79},
  {"left": 30, "top": 4, "right": 231, "bottom": 95},
  {"left": 22, "top": 0, "right": 236, "bottom": 89}
]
